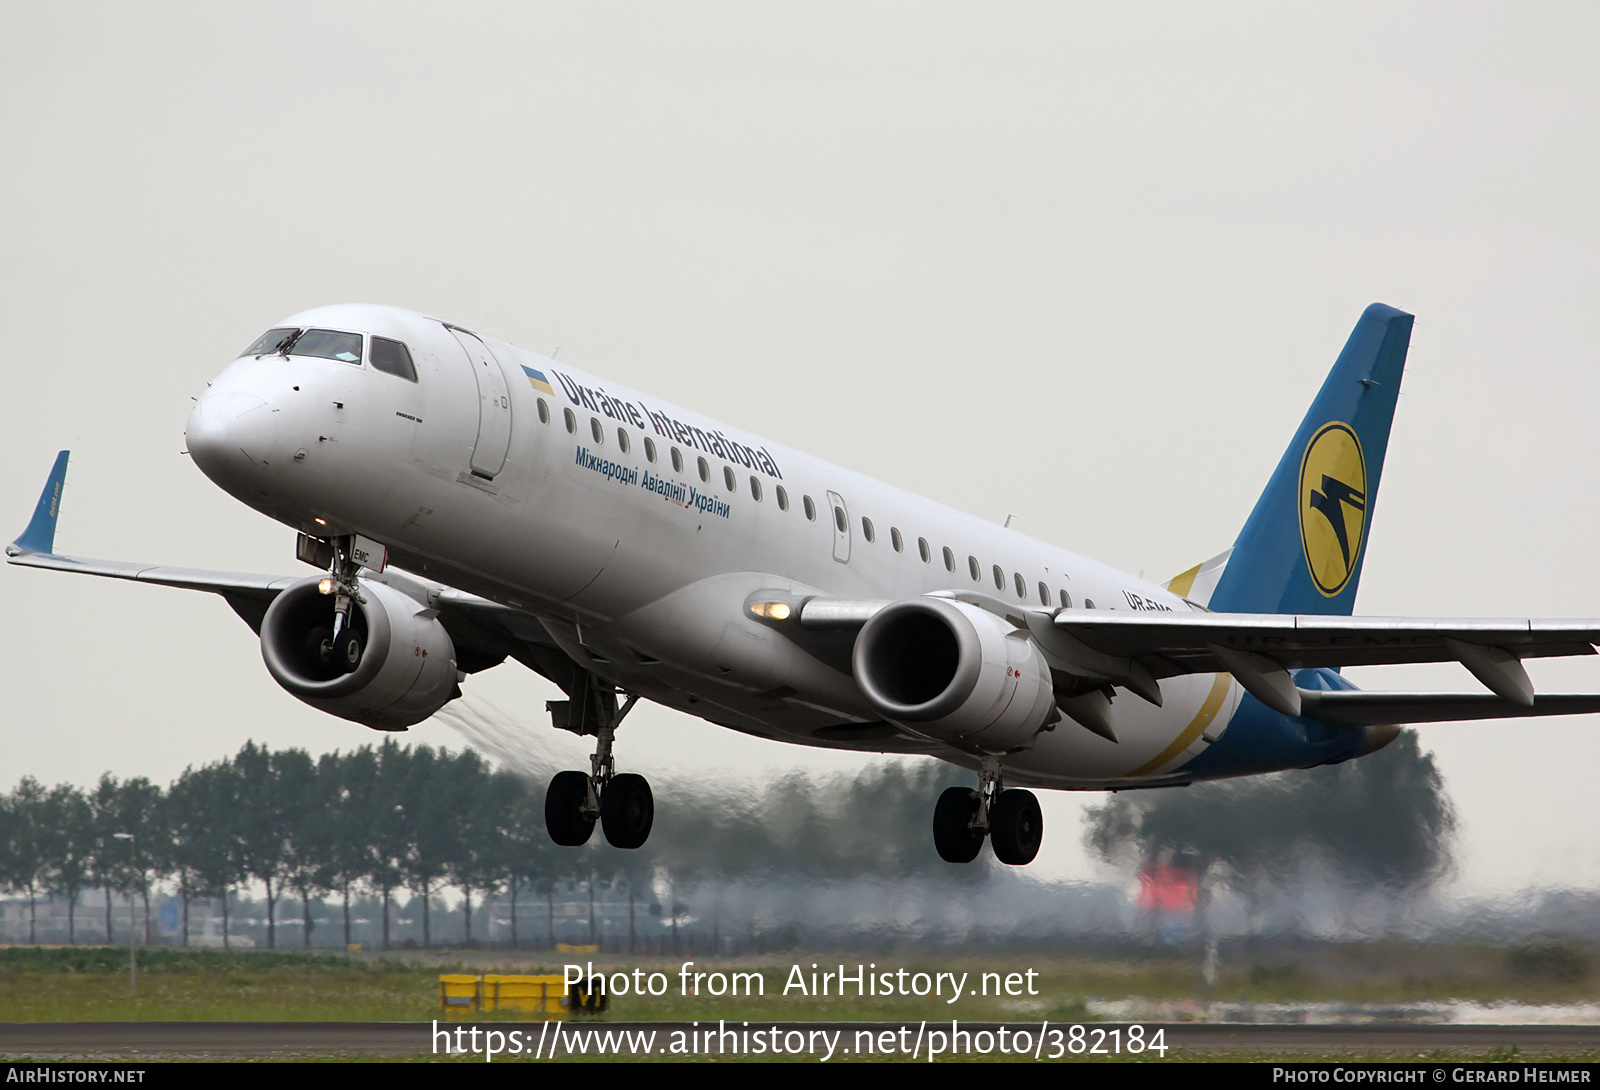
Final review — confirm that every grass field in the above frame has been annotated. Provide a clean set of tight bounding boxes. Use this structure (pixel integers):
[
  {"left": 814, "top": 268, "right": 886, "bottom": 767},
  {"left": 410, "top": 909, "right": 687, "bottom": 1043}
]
[
  {"left": 3, "top": 944, "right": 1598, "bottom": 1063},
  {"left": 1, "top": 940, "right": 1596, "bottom": 1025}
]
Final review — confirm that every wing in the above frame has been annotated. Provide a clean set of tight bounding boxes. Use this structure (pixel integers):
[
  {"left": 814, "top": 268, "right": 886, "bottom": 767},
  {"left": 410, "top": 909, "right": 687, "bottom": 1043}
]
[
  {"left": 1049, "top": 610, "right": 1600, "bottom": 714},
  {"left": 7, "top": 450, "right": 569, "bottom": 676},
  {"left": 772, "top": 587, "right": 1600, "bottom": 722}
]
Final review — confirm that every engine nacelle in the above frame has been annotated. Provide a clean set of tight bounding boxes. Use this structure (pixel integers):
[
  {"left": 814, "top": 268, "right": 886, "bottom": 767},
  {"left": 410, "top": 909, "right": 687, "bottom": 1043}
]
[
  {"left": 260, "top": 576, "right": 459, "bottom": 730},
  {"left": 852, "top": 597, "right": 1057, "bottom": 752}
]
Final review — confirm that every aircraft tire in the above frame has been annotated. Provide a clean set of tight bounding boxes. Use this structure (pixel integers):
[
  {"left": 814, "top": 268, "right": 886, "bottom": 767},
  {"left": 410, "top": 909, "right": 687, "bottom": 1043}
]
[
  {"left": 545, "top": 770, "right": 596, "bottom": 847},
  {"left": 932, "top": 787, "right": 985, "bottom": 863},
  {"left": 600, "top": 773, "right": 654, "bottom": 849},
  {"left": 990, "top": 788, "right": 1042, "bottom": 865},
  {"left": 308, "top": 627, "right": 335, "bottom": 668},
  {"left": 335, "top": 630, "right": 364, "bottom": 673}
]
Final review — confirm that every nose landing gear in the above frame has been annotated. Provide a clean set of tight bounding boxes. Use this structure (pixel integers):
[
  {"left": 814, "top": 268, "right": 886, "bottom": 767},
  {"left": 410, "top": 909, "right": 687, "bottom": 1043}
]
[
  {"left": 932, "top": 756, "right": 1043, "bottom": 866},
  {"left": 312, "top": 627, "right": 363, "bottom": 670},
  {"left": 300, "top": 534, "right": 368, "bottom": 676}
]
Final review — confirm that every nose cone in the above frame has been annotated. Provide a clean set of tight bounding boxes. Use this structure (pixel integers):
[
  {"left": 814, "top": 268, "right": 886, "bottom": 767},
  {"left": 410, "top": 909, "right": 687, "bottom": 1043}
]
[{"left": 187, "top": 389, "right": 275, "bottom": 494}]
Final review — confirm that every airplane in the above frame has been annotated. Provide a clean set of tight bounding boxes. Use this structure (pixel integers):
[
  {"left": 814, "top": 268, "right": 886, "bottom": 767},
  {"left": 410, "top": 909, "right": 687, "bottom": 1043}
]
[{"left": 11, "top": 302, "right": 1600, "bottom": 866}]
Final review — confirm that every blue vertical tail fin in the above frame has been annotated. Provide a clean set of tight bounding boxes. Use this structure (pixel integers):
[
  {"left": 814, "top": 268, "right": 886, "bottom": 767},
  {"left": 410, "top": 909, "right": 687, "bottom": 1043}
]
[{"left": 1208, "top": 305, "right": 1413, "bottom": 616}]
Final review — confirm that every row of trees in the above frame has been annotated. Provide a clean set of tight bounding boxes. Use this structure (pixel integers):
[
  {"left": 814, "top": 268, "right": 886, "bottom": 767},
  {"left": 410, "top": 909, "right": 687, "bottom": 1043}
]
[
  {"left": 3, "top": 729, "right": 1458, "bottom": 950},
  {"left": 0, "top": 743, "right": 560, "bottom": 949},
  {"left": 0, "top": 742, "right": 978, "bottom": 951}
]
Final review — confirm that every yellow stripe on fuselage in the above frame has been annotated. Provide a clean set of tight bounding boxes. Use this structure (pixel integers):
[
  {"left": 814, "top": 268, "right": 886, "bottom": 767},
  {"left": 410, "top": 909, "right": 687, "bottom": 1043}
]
[{"left": 1121, "top": 672, "right": 1232, "bottom": 779}]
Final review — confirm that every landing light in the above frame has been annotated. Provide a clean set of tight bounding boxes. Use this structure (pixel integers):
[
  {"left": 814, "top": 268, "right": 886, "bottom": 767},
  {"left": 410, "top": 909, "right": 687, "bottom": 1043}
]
[
  {"left": 750, "top": 601, "right": 792, "bottom": 621},
  {"left": 318, "top": 578, "right": 334, "bottom": 595}
]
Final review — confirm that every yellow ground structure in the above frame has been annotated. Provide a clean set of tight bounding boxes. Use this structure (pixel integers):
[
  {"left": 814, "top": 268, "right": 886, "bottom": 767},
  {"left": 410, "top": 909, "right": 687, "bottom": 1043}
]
[{"left": 438, "top": 973, "right": 608, "bottom": 1019}]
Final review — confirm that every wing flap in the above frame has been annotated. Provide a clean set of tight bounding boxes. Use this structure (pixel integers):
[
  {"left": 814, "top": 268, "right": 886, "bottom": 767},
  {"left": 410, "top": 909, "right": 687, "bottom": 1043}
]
[
  {"left": 1054, "top": 612, "right": 1600, "bottom": 675},
  {"left": 1298, "top": 689, "right": 1600, "bottom": 726}
]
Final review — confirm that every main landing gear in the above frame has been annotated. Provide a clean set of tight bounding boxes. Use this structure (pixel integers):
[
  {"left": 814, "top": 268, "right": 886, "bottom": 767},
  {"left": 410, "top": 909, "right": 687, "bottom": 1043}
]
[
  {"left": 544, "top": 677, "right": 654, "bottom": 850},
  {"left": 932, "top": 756, "right": 1042, "bottom": 866}
]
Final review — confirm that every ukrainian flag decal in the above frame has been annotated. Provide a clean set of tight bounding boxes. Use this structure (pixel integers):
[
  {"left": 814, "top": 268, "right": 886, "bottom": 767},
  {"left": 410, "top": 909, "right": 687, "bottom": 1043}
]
[
  {"left": 522, "top": 366, "right": 555, "bottom": 395},
  {"left": 1298, "top": 422, "right": 1368, "bottom": 597}
]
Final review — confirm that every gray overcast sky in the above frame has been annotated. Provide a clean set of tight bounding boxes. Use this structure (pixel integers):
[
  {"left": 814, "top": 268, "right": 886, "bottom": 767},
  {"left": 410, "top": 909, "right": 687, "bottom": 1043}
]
[{"left": 3, "top": 2, "right": 1598, "bottom": 896}]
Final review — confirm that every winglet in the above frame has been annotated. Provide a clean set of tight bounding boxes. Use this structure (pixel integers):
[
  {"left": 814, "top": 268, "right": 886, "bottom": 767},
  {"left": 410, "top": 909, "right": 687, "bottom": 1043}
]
[{"left": 8, "top": 451, "right": 70, "bottom": 557}]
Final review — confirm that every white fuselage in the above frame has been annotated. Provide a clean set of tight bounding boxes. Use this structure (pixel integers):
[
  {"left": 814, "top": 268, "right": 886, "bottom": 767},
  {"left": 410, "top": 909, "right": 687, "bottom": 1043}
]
[{"left": 186, "top": 304, "right": 1242, "bottom": 789}]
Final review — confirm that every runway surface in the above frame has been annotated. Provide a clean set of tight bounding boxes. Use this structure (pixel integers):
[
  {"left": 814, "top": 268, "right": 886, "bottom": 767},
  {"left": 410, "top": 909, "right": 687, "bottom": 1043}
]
[{"left": 2, "top": 1021, "right": 1598, "bottom": 1060}]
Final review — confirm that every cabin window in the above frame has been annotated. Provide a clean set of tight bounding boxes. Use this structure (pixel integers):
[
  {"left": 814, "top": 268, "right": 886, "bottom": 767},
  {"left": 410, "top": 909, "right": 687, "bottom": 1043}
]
[
  {"left": 776, "top": 485, "right": 789, "bottom": 511},
  {"left": 563, "top": 408, "right": 576, "bottom": 433},
  {"left": 834, "top": 506, "right": 847, "bottom": 533},
  {"left": 242, "top": 327, "right": 299, "bottom": 357},
  {"left": 698, "top": 456, "right": 710, "bottom": 482},
  {"left": 1085, "top": 598, "right": 1096, "bottom": 609},
  {"left": 918, "top": 537, "right": 930, "bottom": 563},
  {"left": 1060, "top": 590, "right": 1072, "bottom": 609},
  {"left": 993, "top": 565, "right": 1005, "bottom": 591},
  {"left": 590, "top": 418, "right": 604, "bottom": 444},
  {"left": 644, "top": 437, "right": 656, "bottom": 462},
  {"left": 671, "top": 447, "right": 684, "bottom": 472},
  {"left": 1038, "top": 582, "right": 1049, "bottom": 606},
  {"left": 804, "top": 495, "right": 816, "bottom": 521},
  {"left": 370, "top": 337, "right": 417, "bottom": 381},
  {"left": 537, "top": 399, "right": 550, "bottom": 424},
  {"left": 943, "top": 546, "right": 955, "bottom": 572},
  {"left": 862, "top": 517, "right": 875, "bottom": 543},
  {"left": 750, "top": 476, "right": 762, "bottom": 501},
  {"left": 724, "top": 465, "right": 736, "bottom": 492},
  {"left": 617, "top": 428, "right": 630, "bottom": 453},
  {"left": 891, "top": 527, "right": 903, "bottom": 553},
  {"left": 968, "top": 556, "right": 980, "bottom": 581},
  {"left": 1015, "top": 572, "right": 1027, "bottom": 599}
]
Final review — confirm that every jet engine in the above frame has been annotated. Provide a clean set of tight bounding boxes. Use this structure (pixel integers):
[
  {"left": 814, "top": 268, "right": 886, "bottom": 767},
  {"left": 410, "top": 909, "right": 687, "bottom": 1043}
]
[
  {"left": 259, "top": 576, "right": 459, "bottom": 730},
  {"left": 852, "top": 596, "right": 1057, "bottom": 751}
]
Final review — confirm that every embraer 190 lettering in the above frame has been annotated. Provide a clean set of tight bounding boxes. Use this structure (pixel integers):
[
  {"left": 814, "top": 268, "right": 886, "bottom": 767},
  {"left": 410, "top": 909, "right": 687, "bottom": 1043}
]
[{"left": 13, "top": 304, "right": 1600, "bottom": 864}]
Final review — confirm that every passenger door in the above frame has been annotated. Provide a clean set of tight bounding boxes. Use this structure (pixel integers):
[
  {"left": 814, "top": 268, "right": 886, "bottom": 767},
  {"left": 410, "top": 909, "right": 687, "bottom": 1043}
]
[{"left": 448, "top": 326, "right": 513, "bottom": 479}]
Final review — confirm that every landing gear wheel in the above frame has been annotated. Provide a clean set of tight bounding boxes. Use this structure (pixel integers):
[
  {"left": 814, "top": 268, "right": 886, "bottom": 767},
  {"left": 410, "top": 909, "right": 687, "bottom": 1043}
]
[
  {"left": 933, "top": 787, "right": 985, "bottom": 863},
  {"left": 307, "top": 627, "right": 335, "bottom": 669},
  {"left": 545, "top": 770, "right": 596, "bottom": 847},
  {"left": 600, "top": 773, "right": 654, "bottom": 849},
  {"left": 990, "top": 788, "right": 1043, "bottom": 865},
  {"left": 334, "top": 630, "right": 363, "bottom": 672}
]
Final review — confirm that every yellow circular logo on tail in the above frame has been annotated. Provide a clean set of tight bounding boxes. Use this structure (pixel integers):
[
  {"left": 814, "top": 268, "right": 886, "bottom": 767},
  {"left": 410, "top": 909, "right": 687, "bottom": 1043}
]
[{"left": 1298, "top": 422, "right": 1367, "bottom": 597}]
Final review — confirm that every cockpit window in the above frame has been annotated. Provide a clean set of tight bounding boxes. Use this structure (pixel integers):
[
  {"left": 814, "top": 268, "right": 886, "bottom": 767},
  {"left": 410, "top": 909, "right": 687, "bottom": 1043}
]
[
  {"left": 370, "top": 336, "right": 418, "bottom": 381},
  {"left": 242, "top": 328, "right": 300, "bottom": 357},
  {"left": 292, "top": 329, "right": 364, "bottom": 364}
]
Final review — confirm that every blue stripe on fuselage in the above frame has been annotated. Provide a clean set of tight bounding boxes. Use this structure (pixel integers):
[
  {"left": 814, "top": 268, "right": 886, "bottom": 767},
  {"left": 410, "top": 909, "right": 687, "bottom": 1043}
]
[{"left": 1174, "top": 668, "right": 1366, "bottom": 779}]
